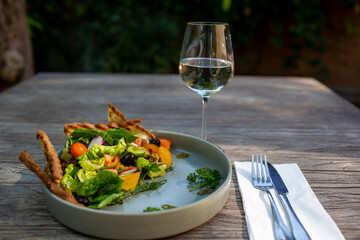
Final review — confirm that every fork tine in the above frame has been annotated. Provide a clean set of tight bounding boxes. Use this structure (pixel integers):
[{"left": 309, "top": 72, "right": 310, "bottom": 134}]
[
  {"left": 251, "top": 155, "right": 256, "bottom": 182},
  {"left": 260, "top": 155, "right": 266, "bottom": 182},
  {"left": 264, "top": 155, "right": 270, "bottom": 182},
  {"left": 256, "top": 155, "right": 260, "bottom": 181}
]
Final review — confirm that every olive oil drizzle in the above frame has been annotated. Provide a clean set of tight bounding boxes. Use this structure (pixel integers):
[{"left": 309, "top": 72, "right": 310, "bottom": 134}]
[{"left": 176, "top": 152, "right": 190, "bottom": 159}]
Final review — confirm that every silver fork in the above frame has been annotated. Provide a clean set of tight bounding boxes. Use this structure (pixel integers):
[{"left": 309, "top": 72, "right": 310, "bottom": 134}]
[{"left": 252, "top": 155, "right": 295, "bottom": 240}]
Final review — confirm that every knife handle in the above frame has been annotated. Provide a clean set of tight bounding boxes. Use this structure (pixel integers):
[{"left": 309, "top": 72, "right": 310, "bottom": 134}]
[
  {"left": 280, "top": 194, "right": 311, "bottom": 240},
  {"left": 272, "top": 205, "right": 286, "bottom": 240},
  {"left": 266, "top": 190, "right": 294, "bottom": 240}
]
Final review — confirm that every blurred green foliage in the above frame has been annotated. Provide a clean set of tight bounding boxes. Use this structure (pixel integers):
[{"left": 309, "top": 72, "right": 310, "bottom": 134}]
[{"left": 27, "top": 0, "right": 358, "bottom": 74}]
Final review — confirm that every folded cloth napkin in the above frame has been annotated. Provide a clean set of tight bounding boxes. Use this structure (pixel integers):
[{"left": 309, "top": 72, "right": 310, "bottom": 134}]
[{"left": 234, "top": 161, "right": 345, "bottom": 240}]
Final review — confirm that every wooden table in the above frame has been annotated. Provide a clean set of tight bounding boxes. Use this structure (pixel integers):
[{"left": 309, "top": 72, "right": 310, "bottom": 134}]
[{"left": 1, "top": 73, "right": 359, "bottom": 239}]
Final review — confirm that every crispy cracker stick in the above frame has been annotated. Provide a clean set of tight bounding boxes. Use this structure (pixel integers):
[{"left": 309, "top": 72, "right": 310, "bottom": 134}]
[
  {"left": 64, "top": 119, "right": 142, "bottom": 137},
  {"left": 36, "top": 130, "right": 63, "bottom": 183},
  {"left": 48, "top": 182, "right": 85, "bottom": 207},
  {"left": 19, "top": 150, "right": 51, "bottom": 186},
  {"left": 108, "top": 103, "right": 127, "bottom": 123},
  {"left": 108, "top": 103, "right": 155, "bottom": 139},
  {"left": 19, "top": 151, "right": 84, "bottom": 207}
]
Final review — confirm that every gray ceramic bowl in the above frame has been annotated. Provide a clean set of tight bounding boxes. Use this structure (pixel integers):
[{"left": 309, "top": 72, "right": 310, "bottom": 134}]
[{"left": 42, "top": 130, "right": 231, "bottom": 239}]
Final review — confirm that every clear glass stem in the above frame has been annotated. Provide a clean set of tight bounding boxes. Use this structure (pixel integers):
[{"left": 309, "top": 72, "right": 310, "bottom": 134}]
[{"left": 201, "top": 96, "right": 209, "bottom": 140}]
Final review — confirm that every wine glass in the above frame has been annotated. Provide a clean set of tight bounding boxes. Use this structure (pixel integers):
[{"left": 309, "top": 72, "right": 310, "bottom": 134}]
[{"left": 179, "top": 22, "right": 234, "bottom": 140}]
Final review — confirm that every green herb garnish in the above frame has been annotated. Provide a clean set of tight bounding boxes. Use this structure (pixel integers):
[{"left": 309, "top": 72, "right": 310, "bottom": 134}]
[
  {"left": 123, "top": 180, "right": 167, "bottom": 200},
  {"left": 143, "top": 204, "right": 177, "bottom": 212},
  {"left": 186, "top": 168, "right": 222, "bottom": 193},
  {"left": 143, "top": 207, "right": 161, "bottom": 212}
]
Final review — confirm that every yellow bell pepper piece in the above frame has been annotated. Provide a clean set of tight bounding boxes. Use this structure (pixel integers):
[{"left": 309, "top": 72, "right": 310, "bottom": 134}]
[
  {"left": 158, "top": 146, "right": 172, "bottom": 168},
  {"left": 120, "top": 171, "right": 141, "bottom": 192}
]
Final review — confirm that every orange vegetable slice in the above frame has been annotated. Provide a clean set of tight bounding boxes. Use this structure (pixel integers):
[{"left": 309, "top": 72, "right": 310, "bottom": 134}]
[
  {"left": 158, "top": 146, "right": 172, "bottom": 168},
  {"left": 103, "top": 154, "right": 120, "bottom": 168},
  {"left": 120, "top": 171, "right": 141, "bottom": 192},
  {"left": 143, "top": 143, "right": 159, "bottom": 154},
  {"left": 159, "top": 138, "right": 171, "bottom": 150}
]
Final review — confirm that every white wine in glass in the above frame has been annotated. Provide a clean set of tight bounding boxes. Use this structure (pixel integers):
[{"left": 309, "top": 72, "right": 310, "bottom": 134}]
[{"left": 179, "top": 22, "right": 234, "bottom": 140}]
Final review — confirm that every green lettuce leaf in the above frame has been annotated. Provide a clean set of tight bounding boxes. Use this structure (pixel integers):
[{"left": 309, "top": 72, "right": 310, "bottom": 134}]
[
  {"left": 89, "top": 192, "right": 124, "bottom": 209},
  {"left": 78, "top": 156, "right": 105, "bottom": 172},
  {"left": 77, "top": 168, "right": 97, "bottom": 182},
  {"left": 127, "top": 145, "right": 149, "bottom": 157},
  {"left": 69, "top": 128, "right": 137, "bottom": 149},
  {"left": 148, "top": 167, "right": 166, "bottom": 179},
  {"left": 79, "top": 143, "right": 126, "bottom": 161},
  {"left": 136, "top": 157, "right": 166, "bottom": 184},
  {"left": 135, "top": 157, "right": 151, "bottom": 171},
  {"left": 60, "top": 164, "right": 79, "bottom": 193},
  {"left": 104, "top": 128, "right": 138, "bottom": 145},
  {"left": 76, "top": 143, "right": 126, "bottom": 171},
  {"left": 70, "top": 129, "right": 104, "bottom": 146},
  {"left": 76, "top": 170, "right": 123, "bottom": 197}
]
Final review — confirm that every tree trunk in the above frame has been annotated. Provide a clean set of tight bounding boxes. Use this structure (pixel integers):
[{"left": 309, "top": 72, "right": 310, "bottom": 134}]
[{"left": 0, "top": 0, "right": 34, "bottom": 89}]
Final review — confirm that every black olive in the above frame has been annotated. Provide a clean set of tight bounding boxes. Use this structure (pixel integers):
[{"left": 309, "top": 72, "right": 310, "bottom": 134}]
[
  {"left": 76, "top": 196, "right": 89, "bottom": 206},
  {"left": 121, "top": 153, "right": 136, "bottom": 166},
  {"left": 150, "top": 138, "right": 160, "bottom": 146}
]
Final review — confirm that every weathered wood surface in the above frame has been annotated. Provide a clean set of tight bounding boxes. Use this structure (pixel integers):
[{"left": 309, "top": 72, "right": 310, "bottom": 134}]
[{"left": 0, "top": 73, "right": 359, "bottom": 239}]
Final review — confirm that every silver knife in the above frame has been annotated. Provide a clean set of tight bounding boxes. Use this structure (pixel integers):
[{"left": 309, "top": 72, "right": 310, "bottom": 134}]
[{"left": 267, "top": 162, "right": 311, "bottom": 240}]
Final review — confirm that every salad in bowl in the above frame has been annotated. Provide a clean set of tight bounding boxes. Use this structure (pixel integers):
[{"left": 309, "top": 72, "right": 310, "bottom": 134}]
[{"left": 19, "top": 103, "right": 173, "bottom": 209}]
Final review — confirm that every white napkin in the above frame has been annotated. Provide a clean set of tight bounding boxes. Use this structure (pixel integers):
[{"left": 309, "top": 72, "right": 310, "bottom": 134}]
[{"left": 234, "top": 161, "right": 345, "bottom": 240}]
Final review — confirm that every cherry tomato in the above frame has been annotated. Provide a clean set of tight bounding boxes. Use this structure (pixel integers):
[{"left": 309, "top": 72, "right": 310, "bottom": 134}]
[
  {"left": 70, "top": 143, "right": 88, "bottom": 158},
  {"left": 159, "top": 138, "right": 171, "bottom": 150},
  {"left": 133, "top": 137, "right": 142, "bottom": 147}
]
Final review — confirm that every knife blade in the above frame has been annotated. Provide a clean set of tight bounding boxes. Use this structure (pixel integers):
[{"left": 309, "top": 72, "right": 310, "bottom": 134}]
[
  {"left": 267, "top": 162, "right": 311, "bottom": 240},
  {"left": 268, "top": 163, "right": 288, "bottom": 194}
]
